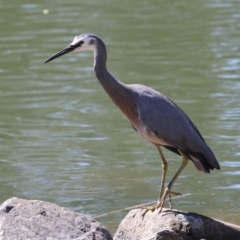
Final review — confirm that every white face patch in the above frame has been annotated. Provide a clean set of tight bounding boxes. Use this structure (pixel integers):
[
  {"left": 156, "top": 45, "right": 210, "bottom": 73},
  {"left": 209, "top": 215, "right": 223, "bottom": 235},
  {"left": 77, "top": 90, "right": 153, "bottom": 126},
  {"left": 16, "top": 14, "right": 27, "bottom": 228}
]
[
  {"left": 70, "top": 34, "right": 97, "bottom": 53},
  {"left": 71, "top": 36, "right": 80, "bottom": 45}
]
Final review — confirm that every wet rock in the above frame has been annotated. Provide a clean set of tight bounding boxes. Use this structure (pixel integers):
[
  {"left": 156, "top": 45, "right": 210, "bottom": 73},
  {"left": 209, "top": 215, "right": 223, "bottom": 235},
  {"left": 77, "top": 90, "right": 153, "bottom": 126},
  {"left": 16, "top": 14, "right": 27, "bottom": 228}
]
[
  {"left": 0, "top": 197, "right": 113, "bottom": 240},
  {"left": 114, "top": 208, "right": 240, "bottom": 240}
]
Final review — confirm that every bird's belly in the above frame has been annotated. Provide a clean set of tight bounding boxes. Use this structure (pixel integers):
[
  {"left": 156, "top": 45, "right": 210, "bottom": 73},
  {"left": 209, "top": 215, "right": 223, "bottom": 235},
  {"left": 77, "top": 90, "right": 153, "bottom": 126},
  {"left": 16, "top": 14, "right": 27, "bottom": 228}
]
[{"left": 135, "top": 124, "right": 170, "bottom": 146}]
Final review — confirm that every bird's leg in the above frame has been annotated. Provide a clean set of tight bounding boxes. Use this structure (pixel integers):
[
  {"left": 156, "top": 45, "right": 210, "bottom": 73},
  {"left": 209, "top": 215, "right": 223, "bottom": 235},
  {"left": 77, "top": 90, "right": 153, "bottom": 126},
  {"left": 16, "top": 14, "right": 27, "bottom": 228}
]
[
  {"left": 156, "top": 150, "right": 188, "bottom": 213},
  {"left": 168, "top": 192, "right": 172, "bottom": 210},
  {"left": 156, "top": 145, "right": 181, "bottom": 205},
  {"left": 156, "top": 145, "right": 168, "bottom": 199},
  {"left": 137, "top": 145, "right": 167, "bottom": 212},
  {"left": 141, "top": 150, "right": 188, "bottom": 217},
  {"left": 139, "top": 145, "right": 180, "bottom": 213}
]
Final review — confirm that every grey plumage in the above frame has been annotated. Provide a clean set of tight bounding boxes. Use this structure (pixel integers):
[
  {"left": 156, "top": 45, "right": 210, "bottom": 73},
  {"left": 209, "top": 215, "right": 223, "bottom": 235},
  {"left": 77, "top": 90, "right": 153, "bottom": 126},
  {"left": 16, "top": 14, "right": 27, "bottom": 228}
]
[
  {"left": 45, "top": 33, "right": 220, "bottom": 213},
  {"left": 134, "top": 86, "right": 219, "bottom": 173}
]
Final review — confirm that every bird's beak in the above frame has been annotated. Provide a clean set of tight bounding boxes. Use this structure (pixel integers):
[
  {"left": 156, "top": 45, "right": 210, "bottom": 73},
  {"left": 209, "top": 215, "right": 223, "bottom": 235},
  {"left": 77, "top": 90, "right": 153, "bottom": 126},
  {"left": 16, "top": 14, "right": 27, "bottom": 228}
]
[{"left": 44, "top": 45, "right": 75, "bottom": 63}]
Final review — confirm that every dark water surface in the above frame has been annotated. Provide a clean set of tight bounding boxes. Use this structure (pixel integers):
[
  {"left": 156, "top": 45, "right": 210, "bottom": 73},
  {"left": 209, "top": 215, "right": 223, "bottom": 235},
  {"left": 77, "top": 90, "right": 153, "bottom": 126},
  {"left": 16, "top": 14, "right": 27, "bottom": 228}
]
[{"left": 0, "top": 0, "right": 240, "bottom": 233}]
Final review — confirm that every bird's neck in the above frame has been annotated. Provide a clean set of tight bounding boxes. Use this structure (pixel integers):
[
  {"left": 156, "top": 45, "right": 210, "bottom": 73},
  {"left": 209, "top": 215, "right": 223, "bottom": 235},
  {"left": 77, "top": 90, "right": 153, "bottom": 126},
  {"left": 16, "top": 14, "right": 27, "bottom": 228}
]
[
  {"left": 93, "top": 48, "right": 138, "bottom": 125},
  {"left": 93, "top": 51, "right": 126, "bottom": 106},
  {"left": 93, "top": 46, "right": 123, "bottom": 99}
]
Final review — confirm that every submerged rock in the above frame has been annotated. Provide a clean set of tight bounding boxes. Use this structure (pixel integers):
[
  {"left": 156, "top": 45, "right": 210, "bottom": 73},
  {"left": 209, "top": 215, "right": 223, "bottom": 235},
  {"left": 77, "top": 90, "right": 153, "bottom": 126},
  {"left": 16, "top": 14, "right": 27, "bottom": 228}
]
[
  {"left": 113, "top": 208, "right": 240, "bottom": 240},
  {"left": 0, "top": 197, "right": 113, "bottom": 240}
]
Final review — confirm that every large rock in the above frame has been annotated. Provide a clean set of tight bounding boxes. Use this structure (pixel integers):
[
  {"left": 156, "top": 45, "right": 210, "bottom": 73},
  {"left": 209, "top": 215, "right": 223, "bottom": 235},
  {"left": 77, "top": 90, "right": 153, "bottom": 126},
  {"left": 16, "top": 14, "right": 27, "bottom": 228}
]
[
  {"left": 114, "top": 208, "right": 240, "bottom": 240},
  {"left": 0, "top": 197, "right": 113, "bottom": 240}
]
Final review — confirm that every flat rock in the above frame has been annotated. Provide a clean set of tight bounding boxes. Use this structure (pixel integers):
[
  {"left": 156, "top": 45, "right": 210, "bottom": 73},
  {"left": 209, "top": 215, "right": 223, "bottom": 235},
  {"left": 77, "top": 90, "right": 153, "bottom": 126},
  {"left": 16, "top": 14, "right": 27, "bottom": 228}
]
[
  {"left": 114, "top": 208, "right": 240, "bottom": 240},
  {"left": 0, "top": 197, "right": 113, "bottom": 240}
]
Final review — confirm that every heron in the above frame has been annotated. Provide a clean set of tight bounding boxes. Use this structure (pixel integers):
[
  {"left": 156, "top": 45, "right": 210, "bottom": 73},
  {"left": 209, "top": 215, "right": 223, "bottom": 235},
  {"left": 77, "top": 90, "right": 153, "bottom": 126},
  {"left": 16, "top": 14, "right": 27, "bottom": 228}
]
[{"left": 45, "top": 33, "right": 220, "bottom": 215}]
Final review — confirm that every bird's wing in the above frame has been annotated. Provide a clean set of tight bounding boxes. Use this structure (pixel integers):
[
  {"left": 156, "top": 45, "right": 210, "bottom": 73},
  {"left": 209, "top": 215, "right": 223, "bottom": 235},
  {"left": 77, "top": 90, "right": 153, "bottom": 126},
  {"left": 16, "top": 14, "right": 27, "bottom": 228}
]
[
  {"left": 135, "top": 88, "right": 203, "bottom": 152},
  {"left": 133, "top": 86, "right": 219, "bottom": 172}
]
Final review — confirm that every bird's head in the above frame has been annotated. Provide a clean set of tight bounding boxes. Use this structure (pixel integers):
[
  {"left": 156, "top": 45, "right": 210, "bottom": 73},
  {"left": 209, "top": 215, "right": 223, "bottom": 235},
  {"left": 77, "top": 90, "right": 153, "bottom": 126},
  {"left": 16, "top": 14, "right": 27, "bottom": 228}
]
[{"left": 45, "top": 33, "right": 100, "bottom": 63}]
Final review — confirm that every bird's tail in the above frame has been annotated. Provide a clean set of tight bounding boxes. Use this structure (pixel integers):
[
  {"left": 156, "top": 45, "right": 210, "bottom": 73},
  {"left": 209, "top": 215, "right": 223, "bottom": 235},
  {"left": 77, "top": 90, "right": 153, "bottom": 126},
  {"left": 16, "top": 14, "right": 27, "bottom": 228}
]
[
  {"left": 163, "top": 145, "right": 220, "bottom": 174},
  {"left": 188, "top": 149, "right": 220, "bottom": 174}
]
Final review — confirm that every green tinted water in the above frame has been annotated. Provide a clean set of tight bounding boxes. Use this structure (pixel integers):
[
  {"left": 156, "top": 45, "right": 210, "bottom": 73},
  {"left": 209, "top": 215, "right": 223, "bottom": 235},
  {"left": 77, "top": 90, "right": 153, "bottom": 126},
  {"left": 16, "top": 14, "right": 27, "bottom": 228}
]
[{"left": 0, "top": 0, "right": 240, "bottom": 232}]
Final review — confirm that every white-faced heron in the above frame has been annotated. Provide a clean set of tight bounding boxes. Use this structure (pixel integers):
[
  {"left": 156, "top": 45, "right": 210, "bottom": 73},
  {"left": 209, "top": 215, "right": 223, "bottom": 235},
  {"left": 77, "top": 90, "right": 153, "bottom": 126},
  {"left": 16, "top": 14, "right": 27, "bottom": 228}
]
[{"left": 45, "top": 33, "right": 220, "bottom": 216}]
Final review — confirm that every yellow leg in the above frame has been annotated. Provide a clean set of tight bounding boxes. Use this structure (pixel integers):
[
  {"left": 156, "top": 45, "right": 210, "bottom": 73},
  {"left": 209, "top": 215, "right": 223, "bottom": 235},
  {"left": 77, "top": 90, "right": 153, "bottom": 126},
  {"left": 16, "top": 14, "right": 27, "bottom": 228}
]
[
  {"left": 155, "top": 146, "right": 181, "bottom": 200},
  {"left": 155, "top": 145, "right": 168, "bottom": 199},
  {"left": 141, "top": 149, "right": 188, "bottom": 217}
]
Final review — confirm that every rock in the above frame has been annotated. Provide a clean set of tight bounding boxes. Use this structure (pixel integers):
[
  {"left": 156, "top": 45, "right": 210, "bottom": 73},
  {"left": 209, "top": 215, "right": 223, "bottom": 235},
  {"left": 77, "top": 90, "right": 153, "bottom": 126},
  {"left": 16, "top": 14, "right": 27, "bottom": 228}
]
[
  {"left": 114, "top": 208, "right": 240, "bottom": 240},
  {"left": 0, "top": 197, "right": 113, "bottom": 240}
]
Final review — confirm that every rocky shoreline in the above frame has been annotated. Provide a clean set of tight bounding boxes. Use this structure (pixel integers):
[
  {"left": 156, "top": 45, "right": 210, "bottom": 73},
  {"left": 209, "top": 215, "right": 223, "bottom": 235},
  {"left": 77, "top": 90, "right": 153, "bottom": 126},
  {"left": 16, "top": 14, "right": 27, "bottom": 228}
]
[{"left": 0, "top": 198, "right": 239, "bottom": 240}]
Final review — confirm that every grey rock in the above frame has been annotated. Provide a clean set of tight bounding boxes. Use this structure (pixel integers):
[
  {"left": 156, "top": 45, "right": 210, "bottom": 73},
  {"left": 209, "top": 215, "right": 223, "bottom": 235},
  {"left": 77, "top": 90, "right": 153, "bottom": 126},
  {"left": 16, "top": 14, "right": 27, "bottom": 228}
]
[
  {"left": 0, "top": 197, "right": 113, "bottom": 240},
  {"left": 113, "top": 208, "right": 240, "bottom": 240}
]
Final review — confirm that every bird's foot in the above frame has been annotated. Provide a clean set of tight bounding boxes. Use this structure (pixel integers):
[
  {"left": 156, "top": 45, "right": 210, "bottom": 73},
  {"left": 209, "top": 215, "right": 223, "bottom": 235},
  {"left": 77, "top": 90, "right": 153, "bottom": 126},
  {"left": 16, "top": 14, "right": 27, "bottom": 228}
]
[
  {"left": 139, "top": 188, "right": 181, "bottom": 217},
  {"left": 167, "top": 190, "right": 181, "bottom": 210},
  {"left": 169, "top": 191, "right": 182, "bottom": 196},
  {"left": 138, "top": 202, "right": 162, "bottom": 218}
]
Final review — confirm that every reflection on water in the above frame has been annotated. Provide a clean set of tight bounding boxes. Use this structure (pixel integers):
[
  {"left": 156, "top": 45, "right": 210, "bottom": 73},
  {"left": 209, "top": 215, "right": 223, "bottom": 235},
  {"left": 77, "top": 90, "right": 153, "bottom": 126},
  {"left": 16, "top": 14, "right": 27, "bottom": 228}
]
[{"left": 0, "top": 0, "right": 240, "bottom": 232}]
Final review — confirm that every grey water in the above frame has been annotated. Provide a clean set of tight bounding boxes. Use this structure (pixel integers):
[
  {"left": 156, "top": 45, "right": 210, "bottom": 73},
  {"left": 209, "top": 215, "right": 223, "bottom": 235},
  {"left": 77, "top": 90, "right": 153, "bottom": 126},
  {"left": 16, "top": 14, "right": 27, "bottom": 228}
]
[{"left": 0, "top": 0, "right": 240, "bottom": 233}]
